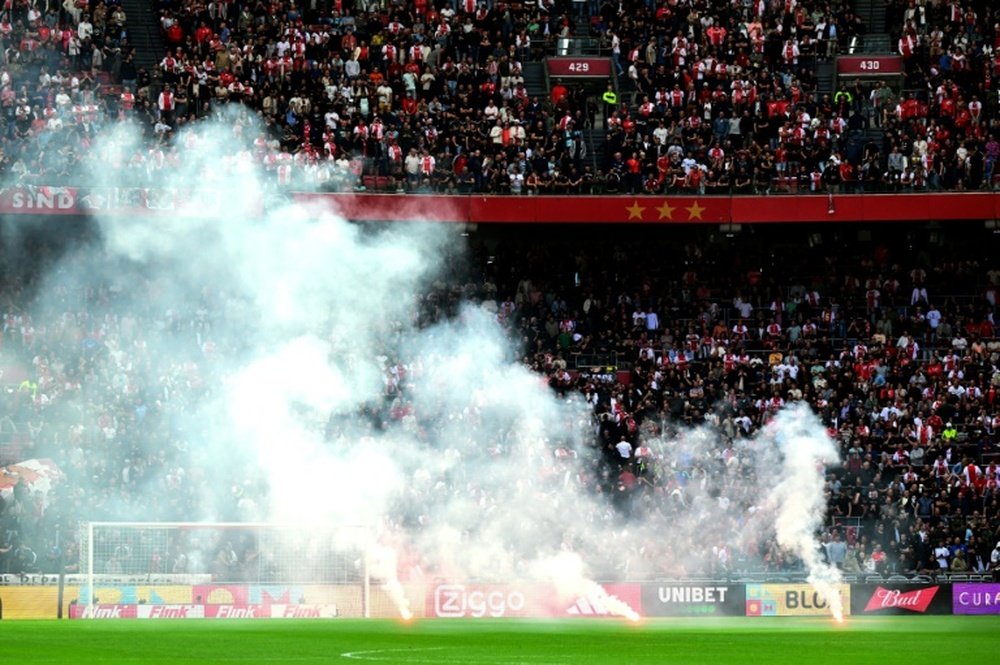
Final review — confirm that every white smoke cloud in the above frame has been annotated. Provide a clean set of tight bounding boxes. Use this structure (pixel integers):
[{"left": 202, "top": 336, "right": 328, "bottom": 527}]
[
  {"left": 5, "top": 111, "right": 842, "bottom": 620},
  {"left": 758, "top": 405, "right": 844, "bottom": 621}
]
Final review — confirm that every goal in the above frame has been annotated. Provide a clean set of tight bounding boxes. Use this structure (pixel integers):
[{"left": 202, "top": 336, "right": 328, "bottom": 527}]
[{"left": 75, "top": 522, "right": 409, "bottom": 618}]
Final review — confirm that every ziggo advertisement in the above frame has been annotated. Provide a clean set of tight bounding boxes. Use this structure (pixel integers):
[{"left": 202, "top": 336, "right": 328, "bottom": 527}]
[{"left": 0, "top": 582, "right": 986, "bottom": 619}]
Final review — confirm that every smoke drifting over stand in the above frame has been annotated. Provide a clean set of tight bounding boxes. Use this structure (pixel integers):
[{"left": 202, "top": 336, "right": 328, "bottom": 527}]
[{"left": 4, "top": 115, "right": 841, "bottom": 618}]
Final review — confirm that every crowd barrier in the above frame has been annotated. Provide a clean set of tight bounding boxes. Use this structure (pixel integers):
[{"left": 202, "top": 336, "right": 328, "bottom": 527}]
[{"left": 1, "top": 582, "right": 997, "bottom": 619}]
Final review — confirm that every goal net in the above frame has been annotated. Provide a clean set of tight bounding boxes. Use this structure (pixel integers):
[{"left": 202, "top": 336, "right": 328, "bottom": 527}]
[{"left": 75, "top": 522, "right": 411, "bottom": 618}]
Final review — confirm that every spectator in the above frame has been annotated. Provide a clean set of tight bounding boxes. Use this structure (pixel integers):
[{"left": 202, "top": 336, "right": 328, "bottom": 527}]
[{"left": 825, "top": 530, "right": 848, "bottom": 569}]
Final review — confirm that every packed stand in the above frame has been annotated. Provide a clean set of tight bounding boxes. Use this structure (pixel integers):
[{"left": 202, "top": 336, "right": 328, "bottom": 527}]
[
  {"left": 0, "top": 0, "right": 595, "bottom": 189},
  {"left": 0, "top": 0, "right": 997, "bottom": 193},
  {"left": 2, "top": 226, "right": 1000, "bottom": 580},
  {"left": 0, "top": 1, "right": 136, "bottom": 181},
  {"left": 599, "top": 0, "right": 998, "bottom": 194},
  {"left": 149, "top": 0, "right": 600, "bottom": 191}
]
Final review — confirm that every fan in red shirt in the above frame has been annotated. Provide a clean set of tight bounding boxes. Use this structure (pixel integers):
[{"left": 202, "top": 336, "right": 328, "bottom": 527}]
[{"left": 194, "top": 22, "right": 212, "bottom": 44}]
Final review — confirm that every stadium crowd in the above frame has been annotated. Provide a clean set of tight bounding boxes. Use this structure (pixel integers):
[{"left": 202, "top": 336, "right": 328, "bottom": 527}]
[
  {"left": 0, "top": 0, "right": 996, "bottom": 192},
  {"left": 0, "top": 0, "right": 999, "bottom": 582},
  {"left": 1, "top": 224, "right": 1000, "bottom": 581}
]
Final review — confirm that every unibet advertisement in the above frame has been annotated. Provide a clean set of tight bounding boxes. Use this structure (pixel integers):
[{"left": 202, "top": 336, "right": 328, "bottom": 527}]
[
  {"left": 745, "top": 584, "right": 851, "bottom": 617},
  {"left": 642, "top": 584, "right": 745, "bottom": 617}
]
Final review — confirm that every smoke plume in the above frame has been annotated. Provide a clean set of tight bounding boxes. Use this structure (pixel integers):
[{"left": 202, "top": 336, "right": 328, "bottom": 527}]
[
  {"left": 3, "top": 113, "right": 841, "bottom": 620},
  {"left": 759, "top": 406, "right": 844, "bottom": 621}
]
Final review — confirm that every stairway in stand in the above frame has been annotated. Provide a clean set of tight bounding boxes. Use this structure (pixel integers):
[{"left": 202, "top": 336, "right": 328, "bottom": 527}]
[
  {"left": 121, "top": 0, "right": 165, "bottom": 73},
  {"left": 583, "top": 126, "right": 606, "bottom": 174},
  {"left": 854, "top": 0, "right": 887, "bottom": 36},
  {"left": 816, "top": 60, "right": 835, "bottom": 98},
  {"left": 853, "top": 0, "right": 890, "bottom": 53},
  {"left": 522, "top": 62, "right": 548, "bottom": 100}
]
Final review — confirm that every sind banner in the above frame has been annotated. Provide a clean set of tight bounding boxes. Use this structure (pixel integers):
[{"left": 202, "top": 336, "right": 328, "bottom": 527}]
[
  {"left": 0, "top": 186, "right": 262, "bottom": 216},
  {"left": 745, "top": 584, "right": 851, "bottom": 617},
  {"left": 850, "top": 584, "right": 952, "bottom": 615},
  {"left": 952, "top": 584, "right": 1000, "bottom": 615},
  {"left": 642, "top": 583, "right": 745, "bottom": 617}
]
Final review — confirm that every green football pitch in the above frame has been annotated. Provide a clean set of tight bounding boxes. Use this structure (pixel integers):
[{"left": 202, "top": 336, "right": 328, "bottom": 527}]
[{"left": 7, "top": 617, "right": 999, "bottom": 664}]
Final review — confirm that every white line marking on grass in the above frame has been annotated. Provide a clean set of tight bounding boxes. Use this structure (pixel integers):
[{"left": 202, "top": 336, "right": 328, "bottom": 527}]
[
  {"left": 339, "top": 647, "right": 568, "bottom": 664},
  {"left": 341, "top": 648, "right": 450, "bottom": 661}
]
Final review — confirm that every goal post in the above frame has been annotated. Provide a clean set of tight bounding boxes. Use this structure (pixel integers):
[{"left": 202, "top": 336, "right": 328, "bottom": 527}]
[{"left": 77, "top": 522, "right": 387, "bottom": 618}]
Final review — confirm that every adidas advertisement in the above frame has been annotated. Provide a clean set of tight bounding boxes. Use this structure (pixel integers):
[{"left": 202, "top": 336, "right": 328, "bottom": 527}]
[
  {"left": 642, "top": 584, "right": 745, "bottom": 617},
  {"left": 561, "top": 584, "right": 643, "bottom": 618}
]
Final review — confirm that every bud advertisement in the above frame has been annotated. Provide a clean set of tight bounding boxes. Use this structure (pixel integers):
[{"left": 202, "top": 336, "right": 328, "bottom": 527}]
[
  {"left": 642, "top": 584, "right": 745, "bottom": 617},
  {"left": 952, "top": 584, "right": 1000, "bottom": 615},
  {"left": 745, "top": 584, "right": 851, "bottom": 617},
  {"left": 851, "top": 584, "right": 952, "bottom": 615}
]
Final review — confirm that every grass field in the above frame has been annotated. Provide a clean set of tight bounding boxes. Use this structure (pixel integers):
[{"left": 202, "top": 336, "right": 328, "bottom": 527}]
[{"left": 7, "top": 617, "right": 999, "bottom": 664}]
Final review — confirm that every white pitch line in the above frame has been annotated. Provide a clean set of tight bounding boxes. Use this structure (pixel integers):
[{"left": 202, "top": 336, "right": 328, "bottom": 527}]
[
  {"left": 340, "top": 647, "right": 451, "bottom": 662},
  {"left": 339, "top": 647, "right": 569, "bottom": 664}
]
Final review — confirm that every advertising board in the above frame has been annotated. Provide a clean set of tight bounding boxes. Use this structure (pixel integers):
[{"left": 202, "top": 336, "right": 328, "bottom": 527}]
[
  {"left": 745, "top": 584, "right": 851, "bottom": 617},
  {"left": 425, "top": 583, "right": 642, "bottom": 619},
  {"left": 67, "top": 603, "right": 341, "bottom": 619},
  {"left": 0, "top": 587, "right": 65, "bottom": 619},
  {"left": 69, "top": 604, "right": 139, "bottom": 619},
  {"left": 952, "top": 584, "right": 1000, "bottom": 615},
  {"left": 850, "top": 584, "right": 952, "bottom": 615},
  {"left": 642, "top": 583, "right": 745, "bottom": 617}
]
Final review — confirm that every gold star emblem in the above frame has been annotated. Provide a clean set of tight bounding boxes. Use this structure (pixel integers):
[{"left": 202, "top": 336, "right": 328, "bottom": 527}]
[
  {"left": 655, "top": 200, "right": 675, "bottom": 220},
  {"left": 625, "top": 200, "right": 646, "bottom": 220},
  {"left": 686, "top": 200, "right": 706, "bottom": 220}
]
